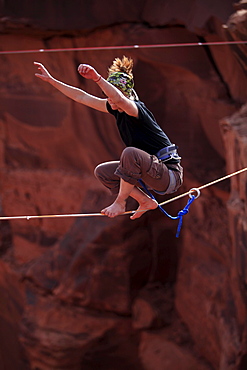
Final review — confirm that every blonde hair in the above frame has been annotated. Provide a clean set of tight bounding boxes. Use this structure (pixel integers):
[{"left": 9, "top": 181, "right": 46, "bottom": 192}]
[{"left": 108, "top": 56, "right": 134, "bottom": 78}]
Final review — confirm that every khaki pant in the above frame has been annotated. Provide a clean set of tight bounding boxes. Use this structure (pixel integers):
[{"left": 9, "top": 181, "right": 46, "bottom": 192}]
[{"left": 94, "top": 147, "right": 183, "bottom": 195}]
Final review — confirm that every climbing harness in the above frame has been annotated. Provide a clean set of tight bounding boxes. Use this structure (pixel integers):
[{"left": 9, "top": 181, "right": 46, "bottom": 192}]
[
  {"left": 138, "top": 179, "right": 200, "bottom": 237},
  {"left": 155, "top": 144, "right": 181, "bottom": 162}
]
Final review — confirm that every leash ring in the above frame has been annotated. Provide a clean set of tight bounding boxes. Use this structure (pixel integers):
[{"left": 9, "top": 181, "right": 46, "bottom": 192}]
[{"left": 189, "top": 188, "right": 201, "bottom": 199}]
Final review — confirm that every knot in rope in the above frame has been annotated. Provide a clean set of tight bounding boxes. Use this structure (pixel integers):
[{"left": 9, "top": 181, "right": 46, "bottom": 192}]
[
  {"left": 178, "top": 208, "right": 189, "bottom": 217},
  {"left": 175, "top": 194, "right": 196, "bottom": 237}
]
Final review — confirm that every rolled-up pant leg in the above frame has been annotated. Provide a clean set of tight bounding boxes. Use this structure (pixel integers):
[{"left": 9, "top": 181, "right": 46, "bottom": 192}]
[{"left": 94, "top": 147, "right": 171, "bottom": 194}]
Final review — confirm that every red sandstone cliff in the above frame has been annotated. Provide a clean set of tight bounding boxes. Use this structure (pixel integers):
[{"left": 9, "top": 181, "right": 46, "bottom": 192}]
[{"left": 0, "top": 1, "right": 247, "bottom": 369}]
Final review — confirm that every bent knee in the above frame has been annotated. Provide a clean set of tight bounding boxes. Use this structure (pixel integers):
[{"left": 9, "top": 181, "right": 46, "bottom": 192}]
[
  {"left": 120, "top": 147, "right": 140, "bottom": 161},
  {"left": 94, "top": 163, "right": 104, "bottom": 179},
  {"left": 94, "top": 161, "right": 119, "bottom": 180}
]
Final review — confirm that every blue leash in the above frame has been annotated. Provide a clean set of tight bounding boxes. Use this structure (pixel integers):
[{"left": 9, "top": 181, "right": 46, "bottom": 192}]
[{"left": 138, "top": 179, "right": 199, "bottom": 238}]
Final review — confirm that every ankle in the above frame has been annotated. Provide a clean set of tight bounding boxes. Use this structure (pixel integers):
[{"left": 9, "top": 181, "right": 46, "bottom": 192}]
[{"left": 115, "top": 197, "right": 126, "bottom": 206}]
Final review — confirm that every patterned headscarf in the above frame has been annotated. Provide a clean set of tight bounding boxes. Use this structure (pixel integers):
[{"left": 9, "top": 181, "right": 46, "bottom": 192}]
[{"left": 107, "top": 72, "right": 134, "bottom": 97}]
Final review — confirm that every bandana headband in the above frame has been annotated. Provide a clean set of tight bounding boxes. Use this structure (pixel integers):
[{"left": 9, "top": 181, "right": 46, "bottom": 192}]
[{"left": 107, "top": 72, "right": 134, "bottom": 97}]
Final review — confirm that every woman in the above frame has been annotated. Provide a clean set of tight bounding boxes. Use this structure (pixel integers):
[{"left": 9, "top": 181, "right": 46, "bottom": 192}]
[{"left": 34, "top": 56, "right": 183, "bottom": 219}]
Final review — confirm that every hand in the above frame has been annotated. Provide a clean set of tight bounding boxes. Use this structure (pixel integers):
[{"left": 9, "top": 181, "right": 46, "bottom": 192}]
[
  {"left": 34, "top": 62, "right": 52, "bottom": 82},
  {"left": 77, "top": 64, "right": 100, "bottom": 81},
  {"left": 107, "top": 98, "right": 119, "bottom": 111}
]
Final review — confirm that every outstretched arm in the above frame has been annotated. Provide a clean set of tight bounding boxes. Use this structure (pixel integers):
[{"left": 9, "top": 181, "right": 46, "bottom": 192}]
[
  {"left": 78, "top": 64, "right": 138, "bottom": 117},
  {"left": 34, "top": 62, "right": 108, "bottom": 113}
]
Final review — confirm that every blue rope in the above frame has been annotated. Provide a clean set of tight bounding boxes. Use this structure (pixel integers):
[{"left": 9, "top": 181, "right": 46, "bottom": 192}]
[{"left": 138, "top": 180, "right": 196, "bottom": 238}]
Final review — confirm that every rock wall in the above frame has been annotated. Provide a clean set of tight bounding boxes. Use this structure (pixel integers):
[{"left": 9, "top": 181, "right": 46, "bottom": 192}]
[{"left": 0, "top": 1, "right": 246, "bottom": 369}]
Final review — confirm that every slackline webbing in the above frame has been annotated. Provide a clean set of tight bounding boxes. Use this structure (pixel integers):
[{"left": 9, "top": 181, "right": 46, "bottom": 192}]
[{"left": 0, "top": 167, "right": 246, "bottom": 222}]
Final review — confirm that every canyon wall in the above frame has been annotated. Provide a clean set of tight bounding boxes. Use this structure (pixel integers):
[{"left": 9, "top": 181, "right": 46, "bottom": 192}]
[{"left": 0, "top": 1, "right": 246, "bottom": 369}]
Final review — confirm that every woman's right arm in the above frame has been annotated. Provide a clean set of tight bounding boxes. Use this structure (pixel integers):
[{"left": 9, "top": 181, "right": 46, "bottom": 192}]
[{"left": 34, "top": 62, "right": 108, "bottom": 113}]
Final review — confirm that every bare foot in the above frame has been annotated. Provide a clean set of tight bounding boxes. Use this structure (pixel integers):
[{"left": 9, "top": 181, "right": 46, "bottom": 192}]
[
  {"left": 130, "top": 198, "right": 158, "bottom": 220},
  {"left": 101, "top": 200, "right": 126, "bottom": 218}
]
